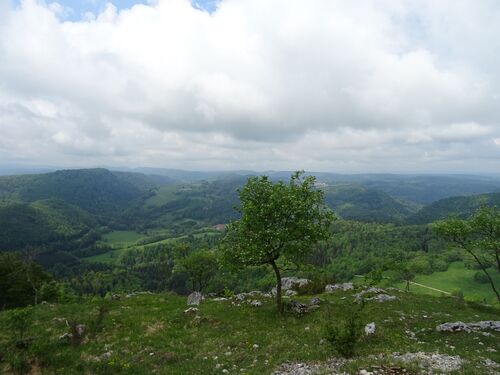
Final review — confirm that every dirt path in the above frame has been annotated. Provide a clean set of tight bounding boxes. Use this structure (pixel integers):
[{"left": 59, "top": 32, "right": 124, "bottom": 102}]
[{"left": 409, "top": 281, "right": 451, "bottom": 295}]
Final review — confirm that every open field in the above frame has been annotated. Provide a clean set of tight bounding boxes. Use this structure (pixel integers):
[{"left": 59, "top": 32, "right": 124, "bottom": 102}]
[
  {"left": 144, "top": 186, "right": 179, "bottom": 208},
  {"left": 102, "top": 231, "right": 144, "bottom": 247},
  {"left": 397, "top": 262, "right": 500, "bottom": 304}
]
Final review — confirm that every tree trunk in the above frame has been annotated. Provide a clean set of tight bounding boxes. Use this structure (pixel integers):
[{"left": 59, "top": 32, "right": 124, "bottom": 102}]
[
  {"left": 496, "top": 250, "right": 499, "bottom": 273},
  {"left": 467, "top": 249, "right": 500, "bottom": 302},
  {"left": 270, "top": 260, "right": 283, "bottom": 314}
]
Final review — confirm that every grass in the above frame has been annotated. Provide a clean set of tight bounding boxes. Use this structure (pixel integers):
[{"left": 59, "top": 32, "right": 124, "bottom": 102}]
[
  {"left": 85, "top": 228, "right": 221, "bottom": 264},
  {"left": 144, "top": 186, "right": 179, "bottom": 208},
  {"left": 0, "top": 289, "right": 499, "bottom": 374},
  {"left": 398, "top": 262, "right": 500, "bottom": 304},
  {"left": 103, "top": 231, "right": 144, "bottom": 246}
]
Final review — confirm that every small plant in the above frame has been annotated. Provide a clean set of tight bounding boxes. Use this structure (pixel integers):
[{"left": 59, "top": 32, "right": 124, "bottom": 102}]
[
  {"left": 88, "top": 300, "right": 110, "bottom": 336},
  {"left": 221, "top": 287, "right": 234, "bottom": 298},
  {"left": 451, "top": 288, "right": 465, "bottom": 302},
  {"left": 6, "top": 307, "right": 33, "bottom": 347},
  {"left": 325, "top": 310, "right": 363, "bottom": 357}
]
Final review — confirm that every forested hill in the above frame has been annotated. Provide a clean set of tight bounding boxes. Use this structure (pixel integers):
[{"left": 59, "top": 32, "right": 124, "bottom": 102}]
[
  {"left": 1, "top": 168, "right": 500, "bottom": 258},
  {"left": 0, "top": 168, "right": 173, "bottom": 215},
  {"left": 406, "top": 192, "right": 500, "bottom": 224}
]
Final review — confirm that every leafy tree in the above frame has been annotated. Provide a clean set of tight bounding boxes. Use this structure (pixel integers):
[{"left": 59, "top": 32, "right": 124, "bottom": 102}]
[
  {"left": 178, "top": 250, "right": 218, "bottom": 292},
  {"left": 432, "top": 206, "right": 500, "bottom": 302},
  {"left": 221, "top": 172, "right": 334, "bottom": 313},
  {"left": 0, "top": 252, "right": 51, "bottom": 309}
]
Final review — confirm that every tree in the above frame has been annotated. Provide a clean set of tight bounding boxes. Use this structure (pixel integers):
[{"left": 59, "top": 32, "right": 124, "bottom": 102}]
[
  {"left": 178, "top": 250, "right": 218, "bottom": 292},
  {"left": 432, "top": 206, "right": 500, "bottom": 302},
  {"left": 0, "top": 252, "right": 51, "bottom": 309},
  {"left": 221, "top": 171, "right": 335, "bottom": 313}
]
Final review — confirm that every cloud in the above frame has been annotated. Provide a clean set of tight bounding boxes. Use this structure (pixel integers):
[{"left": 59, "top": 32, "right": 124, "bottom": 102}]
[{"left": 0, "top": 0, "right": 499, "bottom": 172}]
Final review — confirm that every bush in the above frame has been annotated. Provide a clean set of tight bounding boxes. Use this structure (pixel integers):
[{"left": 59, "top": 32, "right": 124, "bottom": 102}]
[
  {"left": 39, "top": 281, "right": 62, "bottom": 302},
  {"left": 473, "top": 271, "right": 490, "bottom": 284},
  {"left": 294, "top": 279, "right": 327, "bottom": 295},
  {"left": 6, "top": 307, "right": 33, "bottom": 343},
  {"left": 451, "top": 288, "right": 464, "bottom": 301},
  {"left": 325, "top": 311, "right": 363, "bottom": 357}
]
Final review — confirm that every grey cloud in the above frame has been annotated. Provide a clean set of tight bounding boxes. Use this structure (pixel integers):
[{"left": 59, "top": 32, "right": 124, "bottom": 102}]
[{"left": 0, "top": 0, "right": 499, "bottom": 172}]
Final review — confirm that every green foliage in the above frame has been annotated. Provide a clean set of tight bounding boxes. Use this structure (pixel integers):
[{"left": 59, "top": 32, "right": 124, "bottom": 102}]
[
  {"left": 222, "top": 172, "right": 334, "bottom": 268},
  {"left": 474, "top": 271, "right": 490, "bottom": 284},
  {"left": 408, "top": 192, "right": 500, "bottom": 224},
  {"left": 323, "top": 184, "right": 415, "bottom": 223},
  {"left": 221, "top": 172, "right": 334, "bottom": 312},
  {"left": 432, "top": 205, "right": 500, "bottom": 301},
  {"left": 325, "top": 307, "right": 364, "bottom": 358},
  {"left": 0, "top": 252, "right": 52, "bottom": 308},
  {"left": 6, "top": 307, "right": 33, "bottom": 341},
  {"left": 177, "top": 250, "right": 219, "bottom": 292},
  {"left": 39, "top": 281, "right": 63, "bottom": 303}
]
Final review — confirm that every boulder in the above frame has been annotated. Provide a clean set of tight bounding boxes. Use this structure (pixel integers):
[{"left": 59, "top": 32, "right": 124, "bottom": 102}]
[
  {"left": 249, "top": 300, "right": 262, "bottom": 307},
  {"left": 187, "top": 291, "right": 204, "bottom": 306},
  {"left": 272, "top": 277, "right": 311, "bottom": 295}
]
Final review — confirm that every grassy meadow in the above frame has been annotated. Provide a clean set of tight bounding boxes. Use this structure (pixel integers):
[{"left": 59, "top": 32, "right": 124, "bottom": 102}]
[{"left": 0, "top": 289, "right": 498, "bottom": 374}]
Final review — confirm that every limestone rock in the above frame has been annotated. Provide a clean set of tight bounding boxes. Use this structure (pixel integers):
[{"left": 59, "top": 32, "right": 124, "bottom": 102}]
[
  {"left": 365, "top": 322, "right": 376, "bottom": 335},
  {"left": 187, "top": 291, "right": 204, "bottom": 306},
  {"left": 325, "top": 283, "right": 353, "bottom": 292}
]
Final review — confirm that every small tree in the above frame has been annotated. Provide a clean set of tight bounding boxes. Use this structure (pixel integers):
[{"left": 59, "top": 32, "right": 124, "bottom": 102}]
[
  {"left": 221, "top": 172, "right": 334, "bottom": 313},
  {"left": 432, "top": 206, "right": 500, "bottom": 302},
  {"left": 178, "top": 250, "right": 218, "bottom": 292}
]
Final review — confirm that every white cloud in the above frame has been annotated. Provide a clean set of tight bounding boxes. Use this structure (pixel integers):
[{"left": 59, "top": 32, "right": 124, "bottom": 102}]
[{"left": 0, "top": 0, "right": 499, "bottom": 172}]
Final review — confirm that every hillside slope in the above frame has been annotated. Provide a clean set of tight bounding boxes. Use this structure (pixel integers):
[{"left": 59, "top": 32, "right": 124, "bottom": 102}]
[
  {"left": 0, "top": 290, "right": 498, "bottom": 374},
  {"left": 407, "top": 192, "right": 500, "bottom": 224}
]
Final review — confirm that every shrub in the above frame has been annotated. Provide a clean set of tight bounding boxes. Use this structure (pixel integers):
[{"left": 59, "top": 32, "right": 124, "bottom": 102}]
[
  {"left": 294, "top": 279, "right": 327, "bottom": 295},
  {"left": 39, "top": 281, "right": 62, "bottom": 303},
  {"left": 325, "top": 311, "right": 363, "bottom": 357},
  {"left": 6, "top": 307, "right": 33, "bottom": 343},
  {"left": 451, "top": 288, "right": 464, "bottom": 301},
  {"left": 88, "top": 300, "right": 110, "bottom": 336},
  {"left": 473, "top": 271, "right": 490, "bottom": 284}
]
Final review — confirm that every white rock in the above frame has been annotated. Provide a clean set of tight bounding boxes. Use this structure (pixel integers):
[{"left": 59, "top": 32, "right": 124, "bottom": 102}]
[{"left": 365, "top": 322, "right": 376, "bottom": 335}]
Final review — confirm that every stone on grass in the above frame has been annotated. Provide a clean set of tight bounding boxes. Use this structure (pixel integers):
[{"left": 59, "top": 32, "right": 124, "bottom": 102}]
[
  {"left": 187, "top": 291, "right": 204, "bottom": 306},
  {"left": 365, "top": 322, "right": 376, "bottom": 335},
  {"left": 325, "top": 283, "right": 353, "bottom": 292},
  {"left": 436, "top": 321, "right": 500, "bottom": 333}
]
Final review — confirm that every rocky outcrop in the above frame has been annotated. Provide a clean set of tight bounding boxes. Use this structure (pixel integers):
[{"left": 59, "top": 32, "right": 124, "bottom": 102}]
[
  {"left": 436, "top": 321, "right": 500, "bottom": 333},
  {"left": 354, "top": 287, "right": 398, "bottom": 303},
  {"left": 272, "top": 277, "right": 311, "bottom": 295},
  {"left": 325, "top": 283, "right": 353, "bottom": 292},
  {"left": 392, "top": 352, "right": 464, "bottom": 372}
]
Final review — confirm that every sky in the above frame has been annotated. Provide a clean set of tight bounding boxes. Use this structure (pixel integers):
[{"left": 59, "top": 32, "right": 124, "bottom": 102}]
[{"left": 0, "top": 0, "right": 499, "bottom": 173}]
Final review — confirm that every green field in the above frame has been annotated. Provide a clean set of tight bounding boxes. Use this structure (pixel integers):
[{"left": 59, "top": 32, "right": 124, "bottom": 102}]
[
  {"left": 86, "top": 228, "right": 221, "bottom": 264},
  {"left": 399, "top": 262, "right": 500, "bottom": 304},
  {"left": 103, "top": 231, "right": 144, "bottom": 246},
  {"left": 144, "top": 186, "right": 179, "bottom": 208},
  {"left": 1, "top": 289, "right": 499, "bottom": 374}
]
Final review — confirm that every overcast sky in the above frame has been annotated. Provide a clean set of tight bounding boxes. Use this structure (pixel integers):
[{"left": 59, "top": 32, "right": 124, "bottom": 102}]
[{"left": 0, "top": 0, "right": 499, "bottom": 173}]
